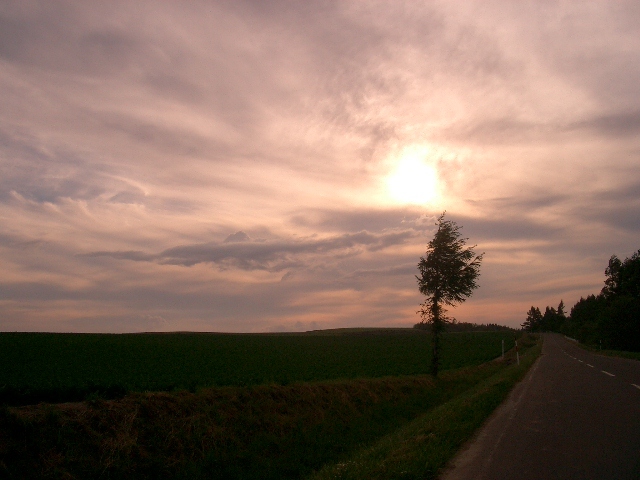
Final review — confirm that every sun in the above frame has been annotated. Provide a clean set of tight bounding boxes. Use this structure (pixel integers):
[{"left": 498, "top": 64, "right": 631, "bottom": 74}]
[{"left": 386, "top": 152, "right": 439, "bottom": 205}]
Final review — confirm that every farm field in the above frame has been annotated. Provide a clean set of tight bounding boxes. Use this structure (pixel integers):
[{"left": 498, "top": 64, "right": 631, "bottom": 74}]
[
  {"left": 0, "top": 329, "right": 516, "bottom": 405},
  {"left": 0, "top": 333, "right": 540, "bottom": 480}
]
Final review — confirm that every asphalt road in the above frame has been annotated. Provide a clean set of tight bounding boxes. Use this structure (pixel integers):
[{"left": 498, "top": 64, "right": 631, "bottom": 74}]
[{"left": 440, "top": 333, "right": 640, "bottom": 480}]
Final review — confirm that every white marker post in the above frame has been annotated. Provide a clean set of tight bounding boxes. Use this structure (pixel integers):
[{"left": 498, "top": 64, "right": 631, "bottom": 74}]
[{"left": 515, "top": 339, "right": 520, "bottom": 365}]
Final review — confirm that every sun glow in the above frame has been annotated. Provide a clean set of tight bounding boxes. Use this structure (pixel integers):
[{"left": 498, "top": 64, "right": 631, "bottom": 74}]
[{"left": 386, "top": 150, "right": 439, "bottom": 205}]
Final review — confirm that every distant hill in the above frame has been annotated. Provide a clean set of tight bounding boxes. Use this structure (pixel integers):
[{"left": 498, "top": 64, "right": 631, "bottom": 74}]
[{"left": 414, "top": 321, "right": 514, "bottom": 332}]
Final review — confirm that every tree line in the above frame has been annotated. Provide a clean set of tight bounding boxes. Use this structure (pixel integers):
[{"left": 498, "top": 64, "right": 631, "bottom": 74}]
[
  {"left": 522, "top": 250, "right": 640, "bottom": 352},
  {"left": 414, "top": 320, "right": 512, "bottom": 333}
]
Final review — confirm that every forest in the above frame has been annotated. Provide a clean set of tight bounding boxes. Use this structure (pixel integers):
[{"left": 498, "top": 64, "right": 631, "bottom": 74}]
[{"left": 522, "top": 250, "right": 640, "bottom": 352}]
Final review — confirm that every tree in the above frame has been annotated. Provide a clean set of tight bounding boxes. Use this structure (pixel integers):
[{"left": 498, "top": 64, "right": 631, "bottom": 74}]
[
  {"left": 567, "top": 294, "right": 604, "bottom": 344},
  {"left": 522, "top": 303, "right": 567, "bottom": 333},
  {"left": 522, "top": 306, "right": 543, "bottom": 332},
  {"left": 601, "top": 250, "right": 640, "bottom": 299},
  {"left": 557, "top": 300, "right": 566, "bottom": 319},
  {"left": 601, "top": 255, "right": 623, "bottom": 299},
  {"left": 542, "top": 306, "right": 558, "bottom": 331},
  {"left": 566, "top": 250, "right": 640, "bottom": 351},
  {"left": 416, "top": 213, "right": 484, "bottom": 376}
]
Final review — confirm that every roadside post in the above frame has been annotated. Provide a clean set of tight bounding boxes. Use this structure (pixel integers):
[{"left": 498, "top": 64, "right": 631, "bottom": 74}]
[
  {"left": 502, "top": 339, "right": 504, "bottom": 359},
  {"left": 515, "top": 338, "right": 519, "bottom": 365}
]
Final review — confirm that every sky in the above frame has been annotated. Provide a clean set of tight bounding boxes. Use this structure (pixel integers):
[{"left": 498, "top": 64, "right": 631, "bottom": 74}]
[{"left": 1, "top": 0, "right": 639, "bottom": 333}]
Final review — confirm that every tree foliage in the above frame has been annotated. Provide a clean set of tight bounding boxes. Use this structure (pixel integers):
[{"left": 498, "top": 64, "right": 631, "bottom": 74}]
[
  {"left": 416, "top": 213, "right": 483, "bottom": 376},
  {"left": 521, "top": 306, "right": 542, "bottom": 331},
  {"left": 525, "top": 250, "right": 640, "bottom": 352},
  {"left": 601, "top": 251, "right": 640, "bottom": 299},
  {"left": 521, "top": 302, "right": 565, "bottom": 332}
]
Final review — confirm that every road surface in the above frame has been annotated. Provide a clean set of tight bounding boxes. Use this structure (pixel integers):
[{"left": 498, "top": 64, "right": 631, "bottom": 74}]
[{"left": 441, "top": 333, "right": 640, "bottom": 480}]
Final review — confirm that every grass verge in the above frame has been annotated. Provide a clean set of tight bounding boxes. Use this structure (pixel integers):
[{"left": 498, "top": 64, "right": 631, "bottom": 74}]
[
  {"left": 569, "top": 338, "right": 640, "bottom": 361},
  {"left": 596, "top": 349, "right": 640, "bottom": 361},
  {"left": 307, "top": 334, "right": 542, "bottom": 480}
]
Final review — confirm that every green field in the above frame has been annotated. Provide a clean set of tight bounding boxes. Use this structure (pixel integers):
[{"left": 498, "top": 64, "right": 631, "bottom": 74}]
[
  {"left": 0, "top": 329, "right": 517, "bottom": 405},
  {"left": 0, "top": 329, "right": 538, "bottom": 479}
]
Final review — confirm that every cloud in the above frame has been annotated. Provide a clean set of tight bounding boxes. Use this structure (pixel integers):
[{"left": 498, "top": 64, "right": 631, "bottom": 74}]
[
  {"left": 289, "top": 207, "right": 431, "bottom": 233},
  {"left": 579, "top": 182, "right": 640, "bottom": 233},
  {"left": 224, "top": 231, "right": 251, "bottom": 243},
  {"left": 441, "top": 214, "right": 563, "bottom": 243},
  {"left": 347, "top": 264, "right": 418, "bottom": 279},
  {"left": 85, "top": 229, "right": 418, "bottom": 272},
  {"left": 569, "top": 111, "right": 640, "bottom": 138},
  {"left": 83, "top": 250, "right": 155, "bottom": 262}
]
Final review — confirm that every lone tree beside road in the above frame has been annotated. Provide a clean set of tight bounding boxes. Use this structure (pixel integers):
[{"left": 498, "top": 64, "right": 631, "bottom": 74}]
[{"left": 416, "top": 213, "right": 484, "bottom": 376}]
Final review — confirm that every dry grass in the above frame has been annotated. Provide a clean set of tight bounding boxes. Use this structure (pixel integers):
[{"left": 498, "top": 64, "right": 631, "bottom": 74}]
[{"left": 2, "top": 376, "right": 447, "bottom": 479}]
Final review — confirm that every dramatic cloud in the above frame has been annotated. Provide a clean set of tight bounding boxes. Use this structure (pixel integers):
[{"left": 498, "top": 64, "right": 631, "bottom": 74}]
[
  {"left": 86, "top": 229, "right": 417, "bottom": 270},
  {"left": 1, "top": 1, "right": 639, "bottom": 332}
]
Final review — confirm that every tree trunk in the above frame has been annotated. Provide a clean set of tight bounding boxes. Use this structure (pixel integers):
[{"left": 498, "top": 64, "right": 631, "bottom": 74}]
[
  {"left": 430, "top": 294, "right": 442, "bottom": 377},
  {"left": 431, "top": 326, "right": 440, "bottom": 376}
]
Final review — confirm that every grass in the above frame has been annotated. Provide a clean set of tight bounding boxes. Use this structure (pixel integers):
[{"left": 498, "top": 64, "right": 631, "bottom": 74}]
[
  {"left": 573, "top": 342, "right": 640, "bottom": 361},
  {"left": 0, "top": 330, "right": 517, "bottom": 405},
  {"left": 0, "top": 333, "right": 538, "bottom": 480},
  {"left": 597, "top": 349, "right": 640, "bottom": 361},
  {"left": 307, "top": 334, "right": 542, "bottom": 480}
]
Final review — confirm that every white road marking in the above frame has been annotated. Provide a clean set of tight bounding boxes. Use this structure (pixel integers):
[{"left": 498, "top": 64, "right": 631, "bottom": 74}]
[
  {"left": 632, "top": 384, "right": 640, "bottom": 390},
  {"left": 586, "top": 364, "right": 594, "bottom": 368},
  {"left": 578, "top": 360, "right": 583, "bottom": 363},
  {"left": 602, "top": 370, "right": 615, "bottom": 377}
]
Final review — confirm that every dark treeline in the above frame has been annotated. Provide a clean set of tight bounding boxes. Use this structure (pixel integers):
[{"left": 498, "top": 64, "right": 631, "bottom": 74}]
[
  {"left": 414, "top": 321, "right": 514, "bottom": 332},
  {"left": 522, "top": 250, "right": 640, "bottom": 352}
]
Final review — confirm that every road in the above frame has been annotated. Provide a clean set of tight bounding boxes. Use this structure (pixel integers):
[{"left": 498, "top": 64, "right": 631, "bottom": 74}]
[{"left": 440, "top": 333, "right": 640, "bottom": 480}]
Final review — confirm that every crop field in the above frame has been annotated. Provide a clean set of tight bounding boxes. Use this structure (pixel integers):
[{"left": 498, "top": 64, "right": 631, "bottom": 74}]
[
  {"left": 0, "top": 330, "right": 536, "bottom": 479},
  {"left": 0, "top": 329, "right": 516, "bottom": 405}
]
